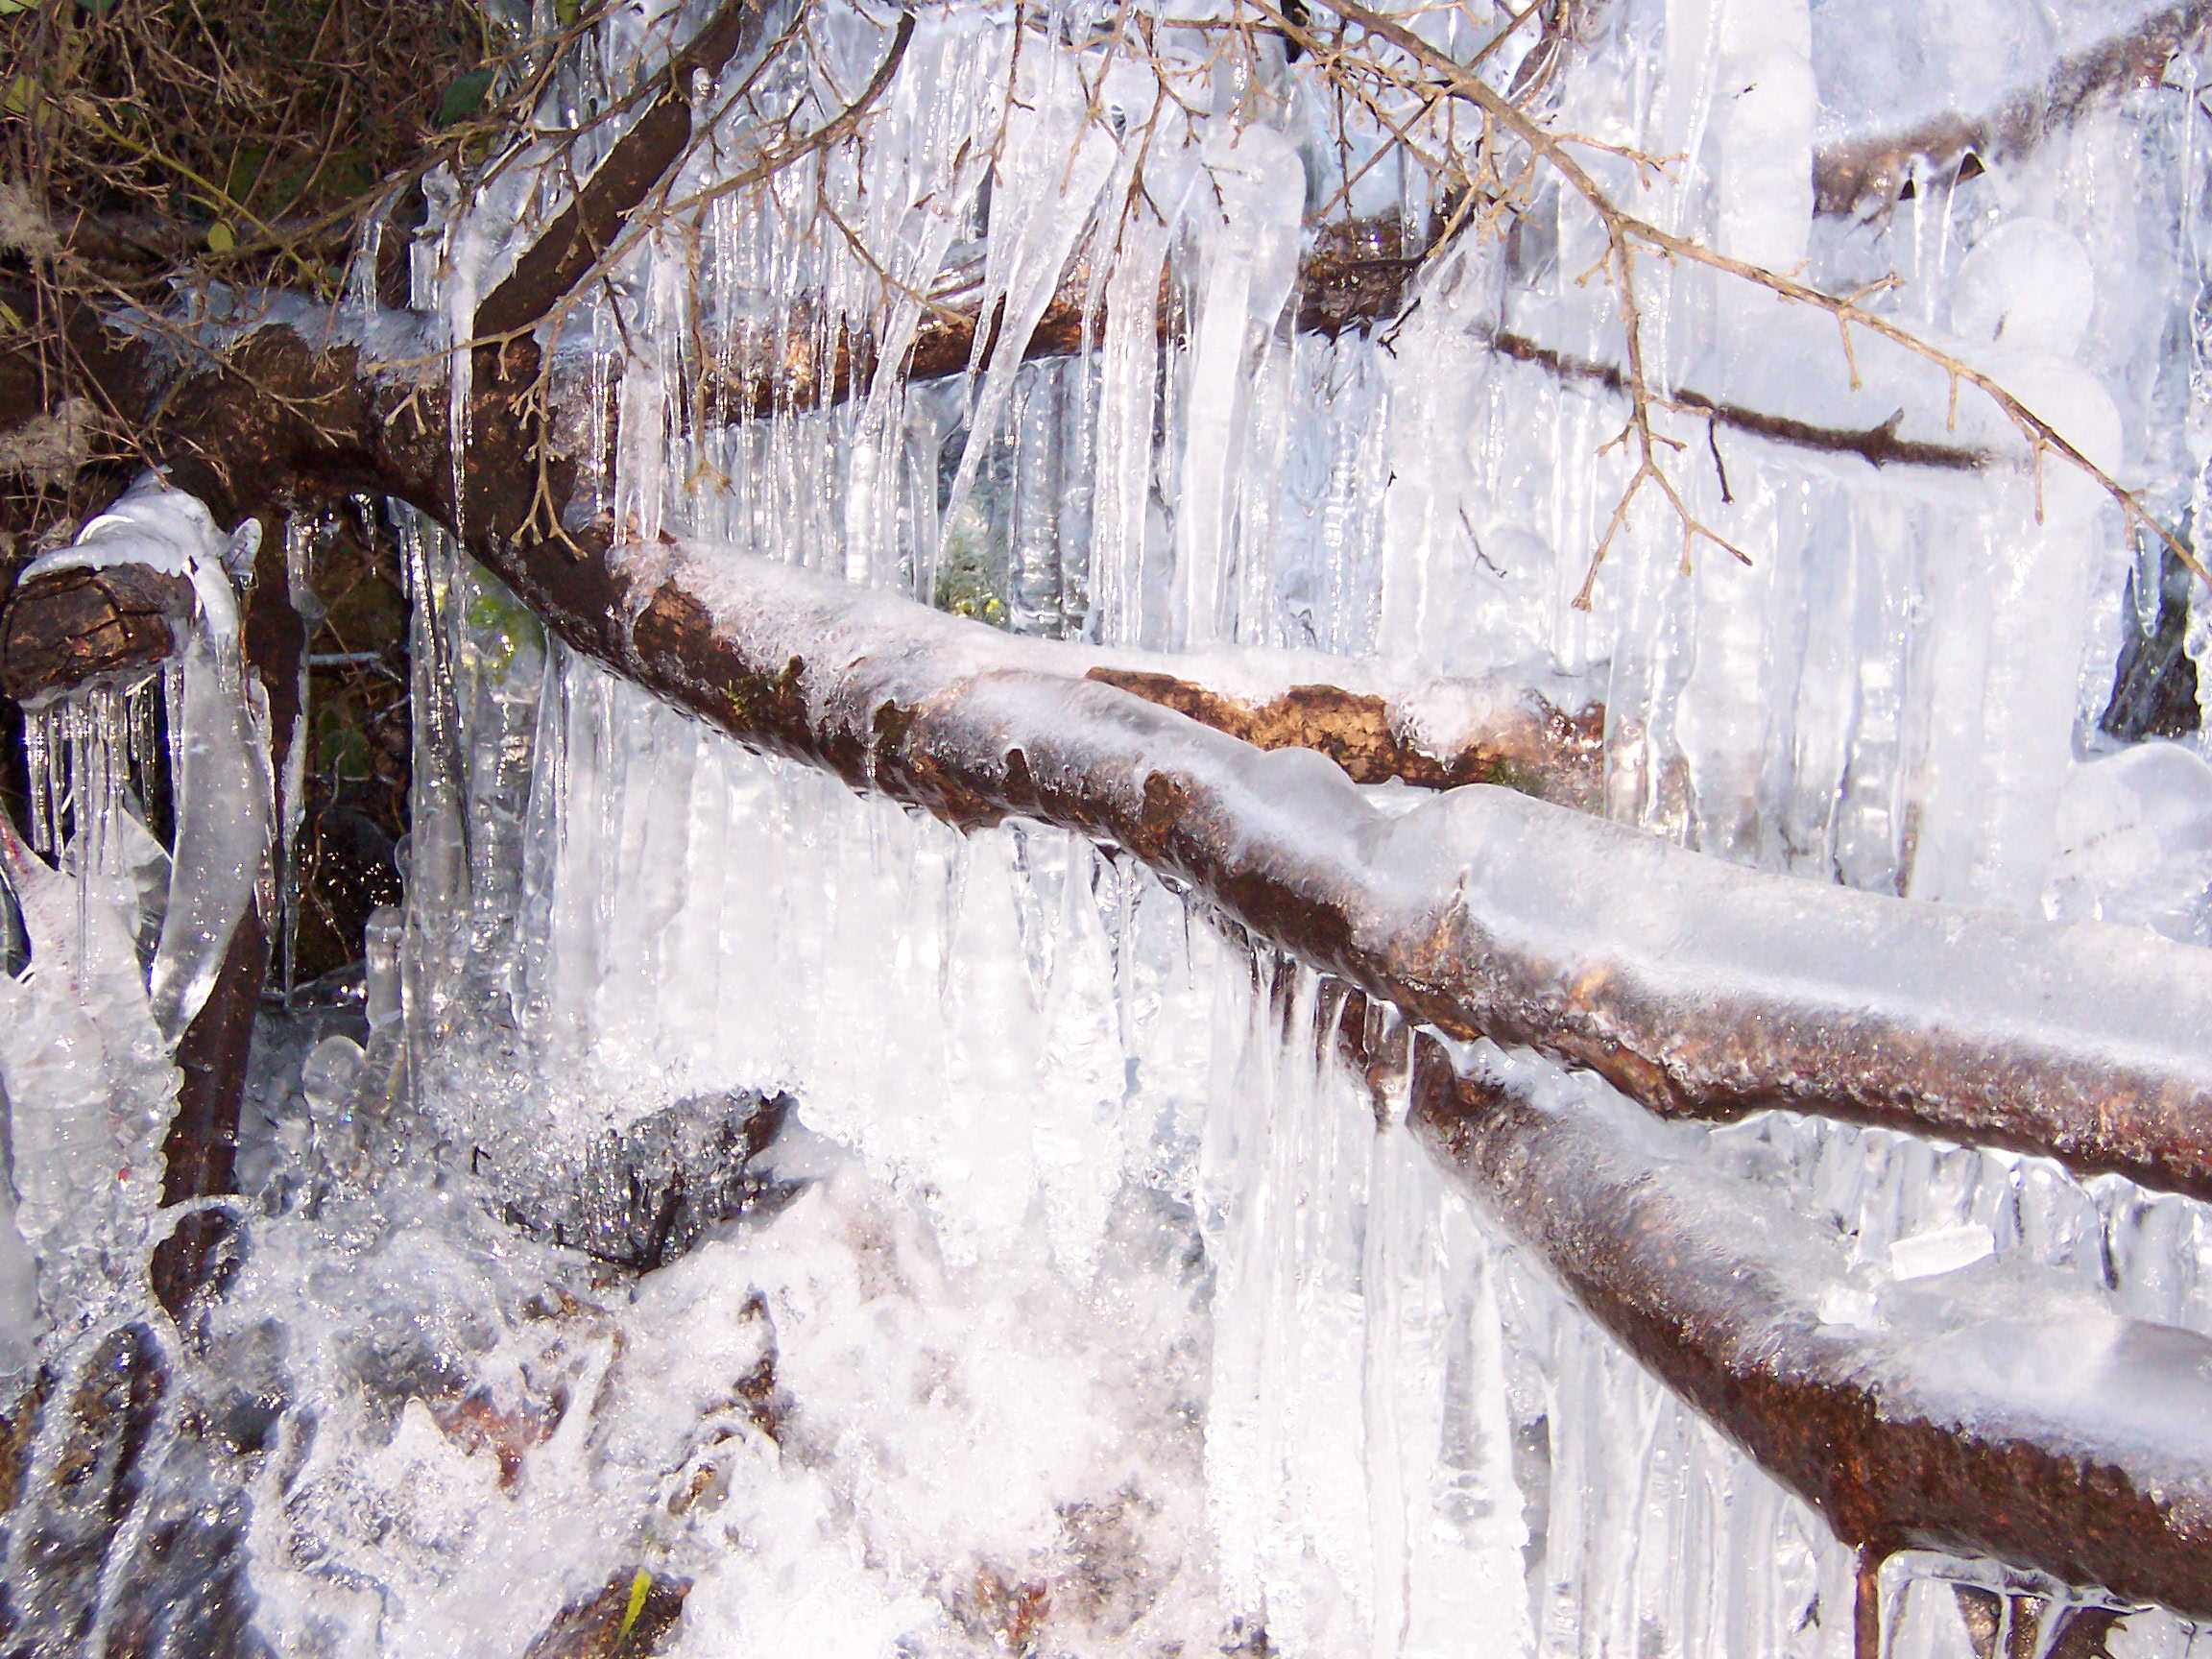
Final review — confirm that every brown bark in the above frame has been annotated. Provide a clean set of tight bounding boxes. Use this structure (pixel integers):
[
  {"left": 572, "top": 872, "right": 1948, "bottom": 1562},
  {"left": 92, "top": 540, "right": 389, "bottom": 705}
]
[
  {"left": 0, "top": 563, "right": 197, "bottom": 705},
  {"left": 1952, "top": 1588, "right": 2124, "bottom": 1659},
  {"left": 1404, "top": 1029, "right": 2212, "bottom": 1622},
  {"left": 1085, "top": 666, "right": 1604, "bottom": 809},
  {"left": 473, "top": 0, "right": 772, "bottom": 345}
]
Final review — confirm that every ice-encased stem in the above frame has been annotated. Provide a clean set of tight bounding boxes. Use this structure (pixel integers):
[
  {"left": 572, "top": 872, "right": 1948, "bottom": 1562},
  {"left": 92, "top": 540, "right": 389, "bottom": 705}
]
[{"left": 492, "top": 540, "right": 2212, "bottom": 1208}]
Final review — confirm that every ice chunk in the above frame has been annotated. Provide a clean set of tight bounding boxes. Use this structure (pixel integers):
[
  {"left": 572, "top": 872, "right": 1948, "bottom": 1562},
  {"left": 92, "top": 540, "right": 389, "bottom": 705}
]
[
  {"left": 0, "top": 814, "right": 175, "bottom": 1320},
  {"left": 1950, "top": 219, "right": 2096, "bottom": 358},
  {"left": 1887, "top": 1221, "right": 1995, "bottom": 1282},
  {"left": 2049, "top": 742, "right": 2212, "bottom": 944}
]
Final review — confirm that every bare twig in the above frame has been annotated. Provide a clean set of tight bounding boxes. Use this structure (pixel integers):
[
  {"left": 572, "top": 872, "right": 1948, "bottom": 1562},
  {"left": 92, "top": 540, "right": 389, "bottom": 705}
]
[{"left": 1264, "top": 0, "right": 2206, "bottom": 598}]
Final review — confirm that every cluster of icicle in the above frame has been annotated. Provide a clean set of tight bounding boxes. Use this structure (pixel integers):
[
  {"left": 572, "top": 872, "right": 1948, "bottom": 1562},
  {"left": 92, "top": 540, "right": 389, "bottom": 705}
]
[
  {"left": 0, "top": 0, "right": 2206, "bottom": 1649},
  {"left": 0, "top": 479, "right": 274, "bottom": 1340},
  {"left": 408, "top": 0, "right": 2212, "bottom": 912}
]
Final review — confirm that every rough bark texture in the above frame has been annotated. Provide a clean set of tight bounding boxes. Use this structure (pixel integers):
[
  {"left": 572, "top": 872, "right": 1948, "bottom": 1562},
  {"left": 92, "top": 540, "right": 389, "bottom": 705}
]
[
  {"left": 1404, "top": 1030, "right": 2212, "bottom": 1623},
  {"left": 1086, "top": 667, "right": 1605, "bottom": 808},
  {"left": 0, "top": 564, "right": 197, "bottom": 705}
]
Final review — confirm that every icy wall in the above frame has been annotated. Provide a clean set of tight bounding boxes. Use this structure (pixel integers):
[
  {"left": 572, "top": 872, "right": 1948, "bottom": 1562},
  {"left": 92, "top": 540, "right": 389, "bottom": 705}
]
[{"left": 7, "top": 0, "right": 2212, "bottom": 1651}]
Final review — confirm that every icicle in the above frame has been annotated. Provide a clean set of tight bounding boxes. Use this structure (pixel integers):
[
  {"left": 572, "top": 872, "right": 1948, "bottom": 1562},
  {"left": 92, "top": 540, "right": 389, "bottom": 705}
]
[
  {"left": 932, "top": 60, "right": 1122, "bottom": 590},
  {"left": 1171, "top": 125, "right": 1303, "bottom": 649}
]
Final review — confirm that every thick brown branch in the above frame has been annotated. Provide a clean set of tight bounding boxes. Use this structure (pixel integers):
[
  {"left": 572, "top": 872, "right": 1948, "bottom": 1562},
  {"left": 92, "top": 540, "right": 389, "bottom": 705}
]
[
  {"left": 468, "top": 535, "right": 2212, "bottom": 1219},
  {"left": 1815, "top": 0, "right": 2212, "bottom": 219},
  {"left": 0, "top": 563, "right": 197, "bottom": 704},
  {"left": 1405, "top": 1032, "right": 2212, "bottom": 1621}
]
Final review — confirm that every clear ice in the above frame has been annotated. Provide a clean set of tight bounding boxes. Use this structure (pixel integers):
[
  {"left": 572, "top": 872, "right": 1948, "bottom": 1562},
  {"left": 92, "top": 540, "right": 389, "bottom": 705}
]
[{"left": 5, "top": 0, "right": 2212, "bottom": 1653}]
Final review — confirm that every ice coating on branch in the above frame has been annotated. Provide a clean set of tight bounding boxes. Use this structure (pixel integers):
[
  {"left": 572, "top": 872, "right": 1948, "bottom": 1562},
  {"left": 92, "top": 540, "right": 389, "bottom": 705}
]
[
  {"left": 26, "top": 477, "right": 276, "bottom": 1041},
  {"left": 0, "top": 476, "right": 277, "bottom": 1334},
  {"left": 22, "top": 473, "right": 254, "bottom": 603},
  {"left": 592, "top": 545, "right": 2212, "bottom": 1214},
  {"left": 1419, "top": 1035, "right": 2212, "bottom": 1613}
]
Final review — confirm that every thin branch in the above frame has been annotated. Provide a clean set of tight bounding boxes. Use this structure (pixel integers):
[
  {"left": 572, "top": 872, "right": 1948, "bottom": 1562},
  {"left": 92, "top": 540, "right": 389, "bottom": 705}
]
[{"left": 1278, "top": 0, "right": 2206, "bottom": 595}]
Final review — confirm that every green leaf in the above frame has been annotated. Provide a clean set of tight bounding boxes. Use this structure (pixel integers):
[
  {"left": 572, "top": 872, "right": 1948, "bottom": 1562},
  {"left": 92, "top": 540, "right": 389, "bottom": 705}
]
[
  {"left": 554, "top": 0, "right": 581, "bottom": 23},
  {"left": 205, "top": 220, "right": 236, "bottom": 253},
  {"left": 0, "top": 3, "right": 38, "bottom": 18},
  {"left": 3, "top": 75, "right": 34, "bottom": 115},
  {"left": 617, "top": 1572, "right": 652, "bottom": 1639},
  {"left": 436, "top": 67, "right": 494, "bottom": 128}
]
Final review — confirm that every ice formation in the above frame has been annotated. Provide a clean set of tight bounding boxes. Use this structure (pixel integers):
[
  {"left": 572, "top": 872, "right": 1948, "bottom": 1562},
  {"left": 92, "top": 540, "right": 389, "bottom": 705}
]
[{"left": 6, "top": 0, "right": 2212, "bottom": 1653}]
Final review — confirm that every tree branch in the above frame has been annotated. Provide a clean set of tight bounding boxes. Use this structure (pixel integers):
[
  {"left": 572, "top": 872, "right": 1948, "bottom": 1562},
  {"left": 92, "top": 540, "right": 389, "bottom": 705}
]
[
  {"left": 1814, "top": 0, "right": 2212, "bottom": 219},
  {"left": 687, "top": 215, "right": 1997, "bottom": 477},
  {"left": 462, "top": 534, "right": 2212, "bottom": 1213},
  {"left": 1478, "top": 326, "right": 1990, "bottom": 473},
  {"left": 472, "top": 0, "right": 774, "bottom": 344},
  {"left": 1404, "top": 1030, "right": 2212, "bottom": 1623},
  {"left": 1085, "top": 666, "right": 1603, "bottom": 807},
  {"left": 0, "top": 563, "right": 198, "bottom": 703}
]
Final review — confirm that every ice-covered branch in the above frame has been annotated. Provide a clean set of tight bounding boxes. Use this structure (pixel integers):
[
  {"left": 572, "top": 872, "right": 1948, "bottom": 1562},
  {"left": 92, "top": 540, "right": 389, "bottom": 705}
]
[
  {"left": 0, "top": 530, "right": 1600, "bottom": 806},
  {"left": 470, "top": 538, "right": 2212, "bottom": 1209},
  {"left": 1085, "top": 665, "right": 1603, "bottom": 808},
  {"left": 1814, "top": 0, "right": 2212, "bottom": 219},
  {"left": 471, "top": 0, "right": 776, "bottom": 347},
  {"left": 688, "top": 218, "right": 1998, "bottom": 479},
  {"left": 1404, "top": 1031, "right": 2212, "bottom": 1624}
]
